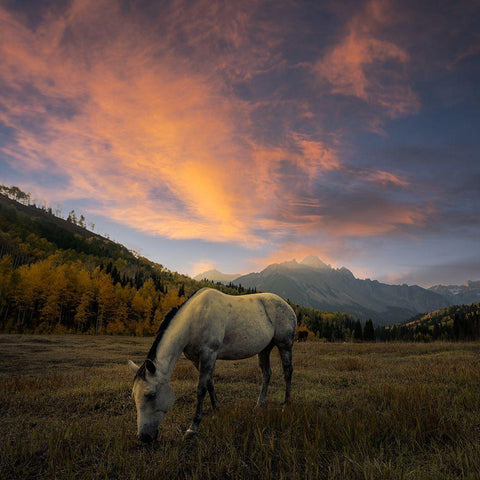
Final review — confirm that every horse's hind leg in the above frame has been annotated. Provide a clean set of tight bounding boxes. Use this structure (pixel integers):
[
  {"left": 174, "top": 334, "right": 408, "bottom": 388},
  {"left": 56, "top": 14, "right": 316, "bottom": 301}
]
[
  {"left": 256, "top": 341, "right": 274, "bottom": 407},
  {"left": 185, "top": 351, "right": 217, "bottom": 437},
  {"left": 278, "top": 346, "right": 293, "bottom": 405}
]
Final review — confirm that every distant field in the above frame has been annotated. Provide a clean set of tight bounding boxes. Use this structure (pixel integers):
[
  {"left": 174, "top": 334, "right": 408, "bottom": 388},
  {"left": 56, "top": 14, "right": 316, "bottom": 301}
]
[{"left": 1, "top": 336, "right": 479, "bottom": 479}]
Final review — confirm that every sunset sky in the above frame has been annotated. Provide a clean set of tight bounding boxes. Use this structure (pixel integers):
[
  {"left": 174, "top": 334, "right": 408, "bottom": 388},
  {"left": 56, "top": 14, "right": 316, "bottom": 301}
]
[{"left": 1, "top": 0, "right": 479, "bottom": 286}]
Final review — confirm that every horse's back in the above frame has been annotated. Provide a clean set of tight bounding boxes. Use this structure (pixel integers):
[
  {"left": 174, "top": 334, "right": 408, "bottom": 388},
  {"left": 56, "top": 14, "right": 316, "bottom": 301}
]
[{"left": 183, "top": 289, "right": 296, "bottom": 360}]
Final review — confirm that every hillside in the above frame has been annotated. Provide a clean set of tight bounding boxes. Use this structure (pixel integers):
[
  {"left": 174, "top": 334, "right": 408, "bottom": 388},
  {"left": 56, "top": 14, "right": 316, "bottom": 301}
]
[
  {"left": 1, "top": 195, "right": 137, "bottom": 265},
  {"left": 0, "top": 190, "right": 241, "bottom": 335},
  {"left": 2, "top": 189, "right": 352, "bottom": 339},
  {"left": 234, "top": 257, "right": 450, "bottom": 325},
  {"left": 377, "top": 302, "right": 480, "bottom": 341}
]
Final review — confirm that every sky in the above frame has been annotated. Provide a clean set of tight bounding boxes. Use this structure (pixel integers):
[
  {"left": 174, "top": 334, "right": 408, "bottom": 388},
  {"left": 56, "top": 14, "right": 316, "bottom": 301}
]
[{"left": 0, "top": 0, "right": 479, "bottom": 287}]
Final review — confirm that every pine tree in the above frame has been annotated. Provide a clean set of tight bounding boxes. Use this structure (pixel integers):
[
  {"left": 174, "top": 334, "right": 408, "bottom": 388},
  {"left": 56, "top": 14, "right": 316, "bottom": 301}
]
[
  {"left": 354, "top": 320, "right": 363, "bottom": 341},
  {"left": 363, "top": 319, "right": 375, "bottom": 341},
  {"left": 67, "top": 210, "right": 77, "bottom": 224}
]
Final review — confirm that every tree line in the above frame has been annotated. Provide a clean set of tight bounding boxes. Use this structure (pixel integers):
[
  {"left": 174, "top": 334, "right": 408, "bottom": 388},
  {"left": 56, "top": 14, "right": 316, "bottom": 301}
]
[
  {"left": 375, "top": 303, "right": 480, "bottom": 342},
  {"left": 293, "top": 304, "right": 376, "bottom": 342},
  {"left": 0, "top": 254, "right": 188, "bottom": 335},
  {"left": 0, "top": 254, "right": 292, "bottom": 336},
  {"left": 0, "top": 189, "right": 378, "bottom": 340}
]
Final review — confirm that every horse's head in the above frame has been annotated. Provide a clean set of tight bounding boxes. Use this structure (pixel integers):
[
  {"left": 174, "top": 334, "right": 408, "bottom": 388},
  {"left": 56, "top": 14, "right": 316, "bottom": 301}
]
[{"left": 128, "top": 359, "right": 175, "bottom": 443}]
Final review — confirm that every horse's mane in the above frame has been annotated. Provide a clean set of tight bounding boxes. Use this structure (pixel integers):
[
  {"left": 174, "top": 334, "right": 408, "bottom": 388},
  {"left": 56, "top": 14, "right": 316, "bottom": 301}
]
[
  {"left": 146, "top": 304, "right": 183, "bottom": 360},
  {"left": 135, "top": 291, "right": 198, "bottom": 380}
]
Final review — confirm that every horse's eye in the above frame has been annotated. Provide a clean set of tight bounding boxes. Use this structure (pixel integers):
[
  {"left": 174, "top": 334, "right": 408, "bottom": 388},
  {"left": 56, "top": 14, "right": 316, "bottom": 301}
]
[{"left": 145, "top": 392, "right": 156, "bottom": 400}]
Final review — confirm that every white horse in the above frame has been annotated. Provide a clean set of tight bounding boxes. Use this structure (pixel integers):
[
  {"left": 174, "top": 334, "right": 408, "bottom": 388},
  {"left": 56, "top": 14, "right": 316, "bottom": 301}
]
[{"left": 128, "top": 287, "right": 297, "bottom": 442}]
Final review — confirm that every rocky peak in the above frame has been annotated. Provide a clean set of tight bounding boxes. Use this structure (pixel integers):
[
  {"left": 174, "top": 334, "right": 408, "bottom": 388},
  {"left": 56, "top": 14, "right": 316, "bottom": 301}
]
[{"left": 300, "top": 255, "right": 331, "bottom": 270}]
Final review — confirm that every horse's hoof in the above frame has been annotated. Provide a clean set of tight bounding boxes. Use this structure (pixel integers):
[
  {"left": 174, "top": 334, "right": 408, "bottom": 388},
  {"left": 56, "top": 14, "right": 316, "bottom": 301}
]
[{"left": 183, "top": 428, "right": 196, "bottom": 440}]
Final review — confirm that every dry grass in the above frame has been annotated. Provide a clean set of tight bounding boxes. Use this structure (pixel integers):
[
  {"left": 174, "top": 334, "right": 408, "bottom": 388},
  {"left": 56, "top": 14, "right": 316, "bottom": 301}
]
[{"left": 1, "top": 335, "right": 479, "bottom": 479}]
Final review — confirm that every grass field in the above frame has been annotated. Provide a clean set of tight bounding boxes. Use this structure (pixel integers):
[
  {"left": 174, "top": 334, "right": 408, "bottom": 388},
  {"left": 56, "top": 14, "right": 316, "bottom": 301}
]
[{"left": 0, "top": 335, "right": 479, "bottom": 479}]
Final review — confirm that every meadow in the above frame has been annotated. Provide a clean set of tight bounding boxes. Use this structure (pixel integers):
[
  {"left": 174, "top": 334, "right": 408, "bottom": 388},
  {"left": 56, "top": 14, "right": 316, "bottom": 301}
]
[{"left": 0, "top": 335, "right": 479, "bottom": 479}]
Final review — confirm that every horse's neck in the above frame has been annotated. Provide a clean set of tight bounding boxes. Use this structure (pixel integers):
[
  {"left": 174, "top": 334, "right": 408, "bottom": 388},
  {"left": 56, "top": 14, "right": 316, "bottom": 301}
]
[{"left": 154, "top": 314, "right": 190, "bottom": 380}]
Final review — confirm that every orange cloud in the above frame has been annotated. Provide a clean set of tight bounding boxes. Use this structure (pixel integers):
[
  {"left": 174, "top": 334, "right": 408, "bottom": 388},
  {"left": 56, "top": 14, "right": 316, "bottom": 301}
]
[
  {"left": 0, "top": 1, "right": 263, "bottom": 242},
  {"left": 0, "top": 0, "right": 426, "bottom": 255}
]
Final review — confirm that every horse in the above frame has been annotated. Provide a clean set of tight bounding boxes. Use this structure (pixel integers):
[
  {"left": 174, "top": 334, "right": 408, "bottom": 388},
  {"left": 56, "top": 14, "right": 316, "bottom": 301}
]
[
  {"left": 297, "top": 330, "right": 308, "bottom": 342},
  {"left": 128, "top": 287, "right": 297, "bottom": 442}
]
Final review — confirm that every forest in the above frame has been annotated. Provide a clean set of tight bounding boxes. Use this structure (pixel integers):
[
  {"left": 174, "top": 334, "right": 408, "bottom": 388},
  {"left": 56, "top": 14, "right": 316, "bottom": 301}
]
[{"left": 0, "top": 247, "right": 370, "bottom": 340}]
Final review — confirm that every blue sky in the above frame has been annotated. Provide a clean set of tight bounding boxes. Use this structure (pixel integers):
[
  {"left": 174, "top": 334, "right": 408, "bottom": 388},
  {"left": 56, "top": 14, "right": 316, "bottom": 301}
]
[{"left": 0, "top": 0, "right": 479, "bottom": 286}]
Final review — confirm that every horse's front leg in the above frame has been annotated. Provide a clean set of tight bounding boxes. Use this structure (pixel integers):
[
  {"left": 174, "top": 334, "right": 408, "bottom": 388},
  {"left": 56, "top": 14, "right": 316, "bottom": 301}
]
[
  {"left": 185, "top": 350, "right": 217, "bottom": 438},
  {"left": 207, "top": 377, "right": 220, "bottom": 410},
  {"left": 190, "top": 358, "right": 220, "bottom": 410}
]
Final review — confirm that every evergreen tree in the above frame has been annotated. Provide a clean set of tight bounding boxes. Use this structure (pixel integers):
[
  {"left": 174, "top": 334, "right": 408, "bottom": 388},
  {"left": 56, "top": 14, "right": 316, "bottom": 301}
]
[
  {"left": 67, "top": 210, "right": 77, "bottom": 224},
  {"left": 363, "top": 319, "right": 375, "bottom": 341},
  {"left": 354, "top": 320, "right": 363, "bottom": 341}
]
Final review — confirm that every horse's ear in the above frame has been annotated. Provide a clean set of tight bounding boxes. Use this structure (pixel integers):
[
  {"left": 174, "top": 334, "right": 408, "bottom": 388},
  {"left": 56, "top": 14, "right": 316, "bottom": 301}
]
[
  {"left": 145, "top": 359, "right": 156, "bottom": 375},
  {"left": 128, "top": 360, "right": 140, "bottom": 375}
]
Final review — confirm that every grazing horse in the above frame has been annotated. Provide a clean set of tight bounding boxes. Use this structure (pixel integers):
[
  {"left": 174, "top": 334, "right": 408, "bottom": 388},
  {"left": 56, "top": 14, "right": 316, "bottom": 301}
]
[
  {"left": 128, "top": 287, "right": 297, "bottom": 442},
  {"left": 297, "top": 330, "right": 308, "bottom": 342}
]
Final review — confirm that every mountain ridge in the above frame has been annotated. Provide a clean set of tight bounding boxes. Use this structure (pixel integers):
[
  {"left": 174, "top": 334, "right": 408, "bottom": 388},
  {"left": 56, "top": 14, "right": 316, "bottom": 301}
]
[
  {"left": 428, "top": 281, "right": 480, "bottom": 305},
  {"left": 199, "top": 256, "right": 473, "bottom": 325},
  {"left": 193, "top": 269, "right": 241, "bottom": 283}
]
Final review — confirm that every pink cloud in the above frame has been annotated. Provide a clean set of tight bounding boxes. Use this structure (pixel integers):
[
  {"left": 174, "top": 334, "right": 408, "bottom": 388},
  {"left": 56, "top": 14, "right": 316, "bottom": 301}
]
[
  {"left": 314, "top": 0, "right": 419, "bottom": 119},
  {"left": 360, "top": 169, "right": 409, "bottom": 187}
]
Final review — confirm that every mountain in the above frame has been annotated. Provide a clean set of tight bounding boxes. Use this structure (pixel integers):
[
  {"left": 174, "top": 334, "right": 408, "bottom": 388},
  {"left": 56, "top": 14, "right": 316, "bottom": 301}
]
[
  {"left": 428, "top": 281, "right": 480, "bottom": 305},
  {"left": 234, "top": 257, "right": 451, "bottom": 325},
  {"left": 300, "top": 255, "right": 331, "bottom": 269},
  {"left": 193, "top": 269, "right": 241, "bottom": 283}
]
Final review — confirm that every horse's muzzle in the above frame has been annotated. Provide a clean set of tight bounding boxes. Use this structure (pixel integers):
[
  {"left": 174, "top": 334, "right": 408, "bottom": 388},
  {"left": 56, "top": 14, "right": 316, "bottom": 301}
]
[{"left": 139, "top": 430, "right": 158, "bottom": 443}]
